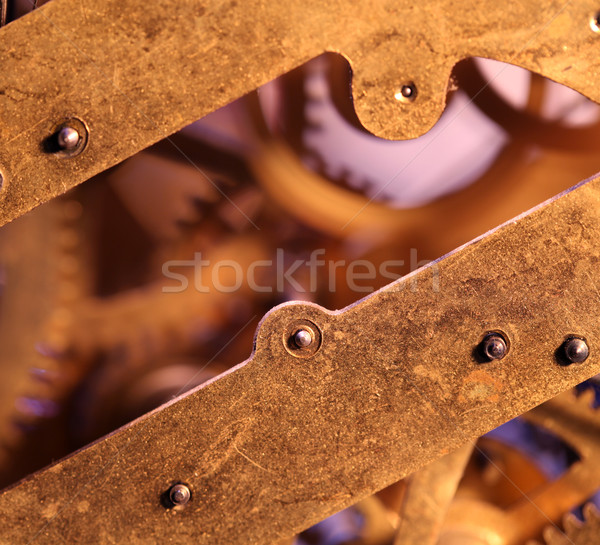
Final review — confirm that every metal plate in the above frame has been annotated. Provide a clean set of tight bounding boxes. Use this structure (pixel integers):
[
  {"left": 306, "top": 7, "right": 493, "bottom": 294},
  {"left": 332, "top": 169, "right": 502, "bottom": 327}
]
[
  {"left": 2, "top": 171, "right": 600, "bottom": 543},
  {"left": 1, "top": 0, "right": 600, "bottom": 226}
]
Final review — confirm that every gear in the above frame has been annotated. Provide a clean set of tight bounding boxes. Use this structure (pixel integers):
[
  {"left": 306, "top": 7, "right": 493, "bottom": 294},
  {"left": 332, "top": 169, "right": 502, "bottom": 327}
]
[
  {"left": 0, "top": 195, "right": 90, "bottom": 486},
  {"left": 351, "top": 388, "right": 600, "bottom": 545},
  {"left": 300, "top": 54, "right": 508, "bottom": 207},
  {"left": 540, "top": 504, "right": 600, "bottom": 545},
  {"left": 298, "top": 55, "right": 600, "bottom": 208},
  {"left": 3, "top": 44, "right": 600, "bottom": 544}
]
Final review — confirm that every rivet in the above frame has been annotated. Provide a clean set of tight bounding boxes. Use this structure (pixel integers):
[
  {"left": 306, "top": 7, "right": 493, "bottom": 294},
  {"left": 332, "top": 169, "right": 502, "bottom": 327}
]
[
  {"left": 395, "top": 82, "right": 417, "bottom": 103},
  {"left": 57, "top": 126, "right": 81, "bottom": 151},
  {"left": 284, "top": 320, "right": 322, "bottom": 358},
  {"left": 168, "top": 483, "right": 191, "bottom": 507},
  {"left": 46, "top": 118, "right": 89, "bottom": 157},
  {"left": 293, "top": 328, "right": 313, "bottom": 348},
  {"left": 562, "top": 337, "right": 589, "bottom": 364},
  {"left": 480, "top": 333, "right": 508, "bottom": 361},
  {"left": 590, "top": 11, "right": 600, "bottom": 32}
]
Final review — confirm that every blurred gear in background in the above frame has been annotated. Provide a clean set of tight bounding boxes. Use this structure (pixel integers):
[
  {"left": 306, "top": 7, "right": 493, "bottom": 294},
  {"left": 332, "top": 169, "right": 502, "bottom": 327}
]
[{"left": 2, "top": 4, "right": 600, "bottom": 540}]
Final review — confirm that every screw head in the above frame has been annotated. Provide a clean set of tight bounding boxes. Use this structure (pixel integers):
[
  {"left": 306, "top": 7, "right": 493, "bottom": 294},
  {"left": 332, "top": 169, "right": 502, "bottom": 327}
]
[
  {"left": 57, "top": 126, "right": 81, "bottom": 151},
  {"left": 293, "top": 328, "right": 313, "bottom": 348},
  {"left": 563, "top": 337, "right": 589, "bottom": 364},
  {"left": 168, "top": 483, "right": 191, "bottom": 507},
  {"left": 481, "top": 333, "right": 508, "bottom": 361}
]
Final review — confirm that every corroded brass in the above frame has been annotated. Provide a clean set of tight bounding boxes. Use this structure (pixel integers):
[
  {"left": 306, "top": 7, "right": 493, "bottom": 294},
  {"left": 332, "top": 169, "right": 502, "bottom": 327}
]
[
  {"left": 3, "top": 168, "right": 600, "bottom": 542},
  {"left": 2, "top": 0, "right": 600, "bottom": 225}
]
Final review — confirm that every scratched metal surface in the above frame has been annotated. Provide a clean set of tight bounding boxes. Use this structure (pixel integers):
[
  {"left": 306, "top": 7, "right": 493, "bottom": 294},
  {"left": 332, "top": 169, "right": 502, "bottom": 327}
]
[
  {"left": 1, "top": 0, "right": 600, "bottom": 226},
  {"left": 1, "top": 172, "right": 600, "bottom": 543}
]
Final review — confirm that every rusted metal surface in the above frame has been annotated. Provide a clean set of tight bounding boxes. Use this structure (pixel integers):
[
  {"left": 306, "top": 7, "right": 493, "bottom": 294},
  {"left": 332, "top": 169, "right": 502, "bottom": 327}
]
[
  {"left": 2, "top": 168, "right": 600, "bottom": 542},
  {"left": 2, "top": 0, "right": 600, "bottom": 226}
]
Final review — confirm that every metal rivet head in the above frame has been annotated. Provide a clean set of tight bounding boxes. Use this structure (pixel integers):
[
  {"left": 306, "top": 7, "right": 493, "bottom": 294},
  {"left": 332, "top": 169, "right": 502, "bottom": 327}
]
[
  {"left": 563, "top": 337, "right": 589, "bottom": 364},
  {"left": 293, "top": 328, "right": 313, "bottom": 348},
  {"left": 591, "top": 12, "right": 600, "bottom": 32},
  {"left": 57, "top": 126, "right": 81, "bottom": 151},
  {"left": 168, "top": 484, "right": 191, "bottom": 507},
  {"left": 395, "top": 82, "right": 417, "bottom": 103},
  {"left": 284, "top": 320, "right": 322, "bottom": 358},
  {"left": 480, "top": 333, "right": 508, "bottom": 361},
  {"left": 46, "top": 118, "right": 89, "bottom": 157}
]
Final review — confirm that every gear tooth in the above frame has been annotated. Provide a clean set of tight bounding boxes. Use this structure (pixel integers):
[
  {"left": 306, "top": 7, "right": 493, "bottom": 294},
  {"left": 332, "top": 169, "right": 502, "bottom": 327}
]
[
  {"left": 29, "top": 365, "right": 61, "bottom": 384},
  {"left": 304, "top": 102, "right": 327, "bottom": 126},
  {"left": 543, "top": 525, "right": 569, "bottom": 545},
  {"left": 303, "top": 118, "right": 325, "bottom": 132},
  {"left": 582, "top": 502, "right": 600, "bottom": 522},
  {"left": 301, "top": 153, "right": 322, "bottom": 173},
  {"left": 562, "top": 512, "right": 582, "bottom": 535},
  {"left": 303, "top": 71, "right": 329, "bottom": 102},
  {"left": 353, "top": 177, "right": 374, "bottom": 194}
]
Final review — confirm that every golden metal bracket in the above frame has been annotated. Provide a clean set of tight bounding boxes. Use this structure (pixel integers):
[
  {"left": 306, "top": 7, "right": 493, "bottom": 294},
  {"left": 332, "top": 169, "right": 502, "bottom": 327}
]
[{"left": 1, "top": 0, "right": 600, "bottom": 226}]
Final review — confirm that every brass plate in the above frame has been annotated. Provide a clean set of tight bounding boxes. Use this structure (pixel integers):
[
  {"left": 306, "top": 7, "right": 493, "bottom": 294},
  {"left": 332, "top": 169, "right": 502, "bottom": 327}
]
[
  {"left": 2, "top": 172, "right": 600, "bottom": 543},
  {"left": 1, "top": 0, "right": 600, "bottom": 226}
]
